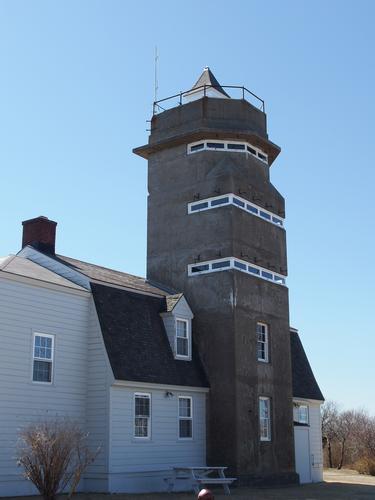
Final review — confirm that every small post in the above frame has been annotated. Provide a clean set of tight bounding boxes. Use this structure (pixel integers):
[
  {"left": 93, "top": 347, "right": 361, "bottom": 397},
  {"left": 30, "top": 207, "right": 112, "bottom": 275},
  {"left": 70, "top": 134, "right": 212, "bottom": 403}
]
[
  {"left": 242, "top": 86, "right": 245, "bottom": 100},
  {"left": 204, "top": 85, "right": 206, "bottom": 97},
  {"left": 179, "top": 92, "right": 182, "bottom": 105}
]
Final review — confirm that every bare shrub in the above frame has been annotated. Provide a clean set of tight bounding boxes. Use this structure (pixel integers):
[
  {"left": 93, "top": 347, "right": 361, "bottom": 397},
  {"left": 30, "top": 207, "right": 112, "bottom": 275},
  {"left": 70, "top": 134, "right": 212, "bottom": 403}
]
[{"left": 17, "top": 419, "right": 100, "bottom": 500}]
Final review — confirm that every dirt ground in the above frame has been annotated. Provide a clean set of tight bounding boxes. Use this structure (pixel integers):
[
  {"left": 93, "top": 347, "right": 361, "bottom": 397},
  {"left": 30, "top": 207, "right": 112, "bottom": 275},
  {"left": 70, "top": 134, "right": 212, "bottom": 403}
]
[{"left": 4, "top": 469, "right": 375, "bottom": 500}]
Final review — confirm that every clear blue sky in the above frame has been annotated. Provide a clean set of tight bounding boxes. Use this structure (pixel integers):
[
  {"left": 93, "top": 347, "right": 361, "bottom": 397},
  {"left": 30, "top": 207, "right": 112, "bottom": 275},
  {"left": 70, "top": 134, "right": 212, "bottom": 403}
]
[{"left": 1, "top": 1, "right": 374, "bottom": 412}]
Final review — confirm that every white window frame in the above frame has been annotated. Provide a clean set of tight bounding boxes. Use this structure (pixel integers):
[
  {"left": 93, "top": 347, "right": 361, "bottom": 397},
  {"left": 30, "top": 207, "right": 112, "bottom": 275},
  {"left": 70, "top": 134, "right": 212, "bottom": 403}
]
[
  {"left": 178, "top": 396, "right": 193, "bottom": 440},
  {"left": 175, "top": 318, "right": 191, "bottom": 360},
  {"left": 188, "top": 193, "right": 284, "bottom": 228},
  {"left": 294, "top": 403, "right": 309, "bottom": 424},
  {"left": 257, "top": 322, "right": 269, "bottom": 363},
  {"left": 134, "top": 392, "right": 151, "bottom": 439},
  {"left": 32, "top": 332, "right": 54, "bottom": 384},
  {"left": 259, "top": 397, "right": 271, "bottom": 442},
  {"left": 188, "top": 256, "right": 286, "bottom": 286},
  {"left": 187, "top": 139, "right": 269, "bottom": 165}
]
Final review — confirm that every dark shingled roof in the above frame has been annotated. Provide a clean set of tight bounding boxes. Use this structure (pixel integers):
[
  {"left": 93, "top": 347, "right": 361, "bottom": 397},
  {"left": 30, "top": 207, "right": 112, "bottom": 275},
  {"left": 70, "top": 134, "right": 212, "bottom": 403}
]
[
  {"left": 55, "top": 254, "right": 173, "bottom": 297},
  {"left": 189, "top": 67, "right": 230, "bottom": 98},
  {"left": 91, "top": 283, "right": 209, "bottom": 388},
  {"left": 290, "top": 330, "right": 324, "bottom": 401}
]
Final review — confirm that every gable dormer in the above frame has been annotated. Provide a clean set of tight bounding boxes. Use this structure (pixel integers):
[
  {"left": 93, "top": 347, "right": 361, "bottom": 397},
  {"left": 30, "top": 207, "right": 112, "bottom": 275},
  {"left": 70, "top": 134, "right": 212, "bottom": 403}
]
[{"left": 161, "top": 294, "right": 194, "bottom": 361}]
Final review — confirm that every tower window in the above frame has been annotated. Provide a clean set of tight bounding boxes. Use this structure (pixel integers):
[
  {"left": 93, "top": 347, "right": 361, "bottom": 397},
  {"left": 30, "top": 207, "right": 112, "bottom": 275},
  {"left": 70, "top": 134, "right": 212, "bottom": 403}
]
[
  {"left": 233, "top": 197, "right": 245, "bottom": 208},
  {"left": 188, "top": 257, "right": 286, "bottom": 286},
  {"left": 176, "top": 318, "right": 190, "bottom": 358},
  {"left": 259, "top": 210, "right": 271, "bottom": 221},
  {"left": 191, "top": 264, "right": 209, "bottom": 273},
  {"left": 190, "top": 143, "right": 205, "bottom": 152},
  {"left": 188, "top": 139, "right": 268, "bottom": 164},
  {"left": 257, "top": 322, "right": 269, "bottom": 363},
  {"left": 188, "top": 193, "right": 284, "bottom": 228},
  {"left": 190, "top": 202, "right": 209, "bottom": 212},
  {"left": 212, "top": 260, "right": 230, "bottom": 269},
  {"left": 228, "top": 143, "right": 245, "bottom": 150},
  {"left": 259, "top": 397, "right": 271, "bottom": 441},
  {"left": 211, "top": 196, "right": 229, "bottom": 207}
]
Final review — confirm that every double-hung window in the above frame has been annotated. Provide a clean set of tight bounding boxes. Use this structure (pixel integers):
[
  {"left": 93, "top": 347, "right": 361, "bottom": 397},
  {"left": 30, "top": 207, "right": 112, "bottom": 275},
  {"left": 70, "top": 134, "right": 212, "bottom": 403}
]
[
  {"left": 134, "top": 393, "right": 151, "bottom": 438},
  {"left": 176, "top": 319, "right": 190, "bottom": 358},
  {"left": 178, "top": 396, "right": 193, "bottom": 439},
  {"left": 32, "top": 333, "right": 54, "bottom": 383},
  {"left": 257, "top": 322, "right": 269, "bottom": 362},
  {"left": 259, "top": 397, "right": 271, "bottom": 441}
]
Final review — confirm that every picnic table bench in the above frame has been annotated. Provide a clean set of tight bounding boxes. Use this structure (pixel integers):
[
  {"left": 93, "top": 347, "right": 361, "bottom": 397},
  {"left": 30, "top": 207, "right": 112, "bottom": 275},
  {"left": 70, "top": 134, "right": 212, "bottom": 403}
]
[{"left": 167, "top": 466, "right": 237, "bottom": 495}]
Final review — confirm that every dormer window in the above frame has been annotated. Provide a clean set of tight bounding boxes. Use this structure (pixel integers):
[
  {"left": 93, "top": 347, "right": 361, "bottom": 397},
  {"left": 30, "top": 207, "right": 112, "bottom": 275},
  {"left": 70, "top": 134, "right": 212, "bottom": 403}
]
[{"left": 176, "top": 318, "right": 190, "bottom": 359}]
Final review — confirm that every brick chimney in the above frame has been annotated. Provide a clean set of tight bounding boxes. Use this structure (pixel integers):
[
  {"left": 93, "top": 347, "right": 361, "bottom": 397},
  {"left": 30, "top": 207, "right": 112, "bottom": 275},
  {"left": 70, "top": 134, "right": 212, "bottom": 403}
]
[{"left": 22, "top": 216, "right": 57, "bottom": 254}]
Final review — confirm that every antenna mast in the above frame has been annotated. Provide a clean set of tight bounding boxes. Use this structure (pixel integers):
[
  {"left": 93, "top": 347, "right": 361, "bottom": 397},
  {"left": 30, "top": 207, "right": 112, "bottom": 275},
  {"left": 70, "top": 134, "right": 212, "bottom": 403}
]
[{"left": 154, "top": 46, "right": 159, "bottom": 104}]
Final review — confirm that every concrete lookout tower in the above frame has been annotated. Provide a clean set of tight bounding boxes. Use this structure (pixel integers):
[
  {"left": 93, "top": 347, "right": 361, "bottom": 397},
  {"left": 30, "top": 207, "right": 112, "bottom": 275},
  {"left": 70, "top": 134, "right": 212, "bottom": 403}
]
[{"left": 134, "top": 68, "right": 297, "bottom": 484}]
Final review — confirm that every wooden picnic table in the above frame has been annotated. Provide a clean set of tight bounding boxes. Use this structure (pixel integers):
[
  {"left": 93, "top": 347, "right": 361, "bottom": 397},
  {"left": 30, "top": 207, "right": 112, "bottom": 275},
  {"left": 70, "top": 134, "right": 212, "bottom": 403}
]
[{"left": 167, "top": 466, "right": 237, "bottom": 495}]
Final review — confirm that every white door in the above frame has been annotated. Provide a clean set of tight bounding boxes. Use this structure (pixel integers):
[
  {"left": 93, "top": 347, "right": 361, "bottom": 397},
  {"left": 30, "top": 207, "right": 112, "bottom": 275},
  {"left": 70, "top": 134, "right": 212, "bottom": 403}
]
[{"left": 294, "top": 426, "right": 311, "bottom": 484}]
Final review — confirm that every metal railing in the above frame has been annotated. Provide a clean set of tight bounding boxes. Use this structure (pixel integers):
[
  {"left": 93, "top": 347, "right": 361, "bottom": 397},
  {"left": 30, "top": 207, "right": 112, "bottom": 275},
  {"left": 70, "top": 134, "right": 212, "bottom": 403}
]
[{"left": 153, "top": 84, "right": 265, "bottom": 115}]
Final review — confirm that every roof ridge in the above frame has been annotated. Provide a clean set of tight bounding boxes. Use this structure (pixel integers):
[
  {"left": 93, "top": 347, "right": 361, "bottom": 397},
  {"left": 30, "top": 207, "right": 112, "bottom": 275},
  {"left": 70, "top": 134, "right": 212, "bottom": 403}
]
[{"left": 57, "top": 254, "right": 146, "bottom": 281}]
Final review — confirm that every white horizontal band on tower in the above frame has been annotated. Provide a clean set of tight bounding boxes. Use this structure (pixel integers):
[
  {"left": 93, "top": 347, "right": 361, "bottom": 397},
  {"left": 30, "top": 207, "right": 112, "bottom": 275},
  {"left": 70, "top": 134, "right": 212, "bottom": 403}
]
[
  {"left": 188, "top": 257, "right": 286, "bottom": 286},
  {"left": 188, "top": 193, "right": 284, "bottom": 228},
  {"left": 187, "top": 139, "right": 268, "bottom": 164}
]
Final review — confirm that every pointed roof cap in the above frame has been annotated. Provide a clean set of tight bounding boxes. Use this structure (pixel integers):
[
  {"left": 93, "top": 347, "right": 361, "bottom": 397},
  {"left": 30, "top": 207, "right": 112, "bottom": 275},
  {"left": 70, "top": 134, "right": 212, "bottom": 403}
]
[{"left": 190, "top": 67, "right": 230, "bottom": 98}]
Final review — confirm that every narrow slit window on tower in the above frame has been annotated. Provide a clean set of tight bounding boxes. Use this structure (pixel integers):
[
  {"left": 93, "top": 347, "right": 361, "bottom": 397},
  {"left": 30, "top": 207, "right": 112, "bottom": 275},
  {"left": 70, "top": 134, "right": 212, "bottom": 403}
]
[
  {"left": 207, "top": 142, "right": 225, "bottom": 149},
  {"left": 234, "top": 261, "right": 246, "bottom": 270},
  {"left": 233, "top": 198, "right": 245, "bottom": 208},
  {"left": 260, "top": 210, "right": 271, "bottom": 221},
  {"left": 258, "top": 152, "right": 268, "bottom": 162},
  {"left": 259, "top": 397, "right": 271, "bottom": 441},
  {"left": 212, "top": 260, "right": 231, "bottom": 269},
  {"left": 261, "top": 270, "right": 273, "bottom": 280},
  {"left": 248, "top": 266, "right": 260, "bottom": 275},
  {"left": 272, "top": 216, "right": 283, "bottom": 226},
  {"left": 247, "top": 145, "right": 257, "bottom": 155},
  {"left": 257, "top": 322, "right": 269, "bottom": 363},
  {"left": 190, "top": 202, "right": 209, "bottom": 212},
  {"left": 274, "top": 275, "right": 286, "bottom": 285},
  {"left": 247, "top": 204, "right": 258, "bottom": 215},
  {"left": 191, "top": 264, "right": 210, "bottom": 273},
  {"left": 227, "top": 143, "right": 245, "bottom": 150},
  {"left": 211, "top": 197, "right": 229, "bottom": 207},
  {"left": 190, "top": 143, "right": 205, "bottom": 152}
]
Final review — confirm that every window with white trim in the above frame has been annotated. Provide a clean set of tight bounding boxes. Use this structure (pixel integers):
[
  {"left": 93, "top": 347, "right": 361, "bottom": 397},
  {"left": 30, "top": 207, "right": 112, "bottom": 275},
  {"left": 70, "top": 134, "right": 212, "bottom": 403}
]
[
  {"left": 187, "top": 139, "right": 269, "bottom": 164},
  {"left": 178, "top": 396, "right": 193, "bottom": 439},
  {"left": 32, "top": 333, "right": 54, "bottom": 383},
  {"left": 259, "top": 397, "right": 271, "bottom": 441},
  {"left": 293, "top": 403, "right": 309, "bottom": 424},
  {"left": 188, "top": 257, "right": 286, "bottom": 286},
  {"left": 188, "top": 193, "right": 284, "bottom": 228},
  {"left": 134, "top": 393, "right": 151, "bottom": 438},
  {"left": 176, "top": 319, "right": 190, "bottom": 358},
  {"left": 257, "top": 322, "right": 269, "bottom": 363}
]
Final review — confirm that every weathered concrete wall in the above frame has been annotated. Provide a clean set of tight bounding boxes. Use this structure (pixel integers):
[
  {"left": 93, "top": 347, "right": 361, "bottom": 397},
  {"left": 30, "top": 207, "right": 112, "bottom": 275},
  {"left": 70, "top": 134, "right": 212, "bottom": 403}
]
[
  {"left": 150, "top": 98, "right": 268, "bottom": 144},
  {"left": 143, "top": 97, "right": 296, "bottom": 484}
]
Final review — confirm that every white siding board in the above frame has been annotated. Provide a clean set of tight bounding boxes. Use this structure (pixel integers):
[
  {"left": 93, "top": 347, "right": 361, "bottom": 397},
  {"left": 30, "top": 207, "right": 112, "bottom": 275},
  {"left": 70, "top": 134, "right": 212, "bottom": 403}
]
[
  {"left": 0, "top": 276, "right": 91, "bottom": 496},
  {"left": 108, "top": 385, "right": 206, "bottom": 493}
]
